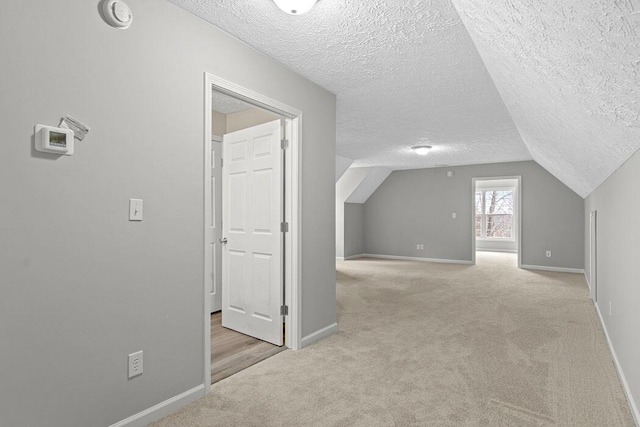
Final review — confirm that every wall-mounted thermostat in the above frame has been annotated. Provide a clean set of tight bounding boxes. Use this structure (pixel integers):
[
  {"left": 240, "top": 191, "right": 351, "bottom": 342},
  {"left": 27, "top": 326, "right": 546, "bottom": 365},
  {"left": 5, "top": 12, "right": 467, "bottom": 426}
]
[
  {"left": 35, "top": 125, "right": 74, "bottom": 155},
  {"left": 102, "top": 0, "right": 133, "bottom": 29}
]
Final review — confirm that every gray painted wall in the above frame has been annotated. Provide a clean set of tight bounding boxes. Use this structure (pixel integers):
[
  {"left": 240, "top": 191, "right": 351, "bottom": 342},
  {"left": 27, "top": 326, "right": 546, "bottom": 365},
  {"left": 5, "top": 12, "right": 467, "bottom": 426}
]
[
  {"left": 336, "top": 168, "right": 370, "bottom": 258},
  {"left": 584, "top": 149, "right": 640, "bottom": 417},
  {"left": 0, "top": 1, "right": 336, "bottom": 426},
  {"left": 344, "top": 203, "right": 365, "bottom": 258},
  {"left": 364, "top": 161, "right": 584, "bottom": 268}
]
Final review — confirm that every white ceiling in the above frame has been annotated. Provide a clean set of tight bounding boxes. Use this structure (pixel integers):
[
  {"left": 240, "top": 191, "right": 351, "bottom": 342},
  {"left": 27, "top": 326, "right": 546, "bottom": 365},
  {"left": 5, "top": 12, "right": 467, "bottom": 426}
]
[
  {"left": 452, "top": 0, "right": 640, "bottom": 197},
  {"left": 345, "top": 167, "right": 392, "bottom": 203},
  {"left": 211, "top": 90, "right": 252, "bottom": 114},
  {"left": 172, "top": 0, "right": 640, "bottom": 198},
  {"left": 335, "top": 156, "right": 353, "bottom": 183}
]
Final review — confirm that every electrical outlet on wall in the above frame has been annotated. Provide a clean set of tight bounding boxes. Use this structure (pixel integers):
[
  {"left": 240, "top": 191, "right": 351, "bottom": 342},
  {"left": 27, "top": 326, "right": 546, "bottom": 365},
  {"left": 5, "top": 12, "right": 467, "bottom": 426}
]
[
  {"left": 128, "top": 351, "right": 143, "bottom": 378},
  {"left": 546, "top": 250, "right": 551, "bottom": 258},
  {"left": 416, "top": 244, "right": 424, "bottom": 250}
]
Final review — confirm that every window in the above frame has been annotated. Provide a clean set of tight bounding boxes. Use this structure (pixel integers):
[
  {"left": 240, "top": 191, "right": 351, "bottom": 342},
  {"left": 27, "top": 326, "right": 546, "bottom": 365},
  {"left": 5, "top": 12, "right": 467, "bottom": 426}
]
[{"left": 475, "top": 188, "right": 515, "bottom": 239}]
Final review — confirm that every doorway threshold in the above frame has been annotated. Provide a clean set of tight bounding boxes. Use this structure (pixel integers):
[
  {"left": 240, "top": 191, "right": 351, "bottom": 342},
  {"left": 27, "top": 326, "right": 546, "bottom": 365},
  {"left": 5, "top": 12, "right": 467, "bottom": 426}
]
[{"left": 211, "top": 312, "right": 286, "bottom": 384}]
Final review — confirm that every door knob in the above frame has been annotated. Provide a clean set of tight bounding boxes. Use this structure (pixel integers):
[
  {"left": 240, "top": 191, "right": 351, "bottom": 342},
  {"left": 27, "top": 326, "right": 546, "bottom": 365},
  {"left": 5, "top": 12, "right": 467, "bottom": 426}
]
[{"left": 220, "top": 237, "right": 228, "bottom": 244}]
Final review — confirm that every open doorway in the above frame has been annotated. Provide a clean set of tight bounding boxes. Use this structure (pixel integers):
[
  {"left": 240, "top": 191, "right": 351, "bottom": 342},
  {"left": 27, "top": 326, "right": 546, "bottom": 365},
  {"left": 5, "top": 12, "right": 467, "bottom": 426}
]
[
  {"left": 203, "top": 74, "right": 302, "bottom": 389},
  {"left": 471, "top": 177, "right": 522, "bottom": 268}
]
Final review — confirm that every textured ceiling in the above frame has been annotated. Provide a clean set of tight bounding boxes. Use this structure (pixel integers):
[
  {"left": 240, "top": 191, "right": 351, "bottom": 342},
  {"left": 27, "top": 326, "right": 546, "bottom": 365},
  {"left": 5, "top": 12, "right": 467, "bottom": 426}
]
[
  {"left": 451, "top": 0, "right": 640, "bottom": 197},
  {"left": 211, "top": 90, "right": 252, "bottom": 114},
  {"left": 172, "top": 0, "right": 639, "bottom": 197},
  {"left": 170, "top": 0, "right": 532, "bottom": 172}
]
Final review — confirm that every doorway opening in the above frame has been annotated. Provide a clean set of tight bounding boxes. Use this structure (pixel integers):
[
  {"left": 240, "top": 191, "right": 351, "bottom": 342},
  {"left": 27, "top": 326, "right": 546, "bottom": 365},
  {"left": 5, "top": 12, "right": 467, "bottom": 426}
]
[
  {"left": 471, "top": 176, "right": 522, "bottom": 268},
  {"left": 203, "top": 73, "right": 302, "bottom": 391}
]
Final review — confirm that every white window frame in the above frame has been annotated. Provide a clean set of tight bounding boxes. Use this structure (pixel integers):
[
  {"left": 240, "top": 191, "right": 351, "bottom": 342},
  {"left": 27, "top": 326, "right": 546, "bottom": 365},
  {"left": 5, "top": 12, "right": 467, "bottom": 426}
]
[{"left": 475, "top": 186, "right": 517, "bottom": 242}]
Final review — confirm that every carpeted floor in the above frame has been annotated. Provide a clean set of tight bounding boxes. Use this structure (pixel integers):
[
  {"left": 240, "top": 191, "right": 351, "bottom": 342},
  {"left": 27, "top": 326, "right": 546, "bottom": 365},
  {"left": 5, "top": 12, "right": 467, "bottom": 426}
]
[{"left": 150, "top": 252, "right": 634, "bottom": 426}]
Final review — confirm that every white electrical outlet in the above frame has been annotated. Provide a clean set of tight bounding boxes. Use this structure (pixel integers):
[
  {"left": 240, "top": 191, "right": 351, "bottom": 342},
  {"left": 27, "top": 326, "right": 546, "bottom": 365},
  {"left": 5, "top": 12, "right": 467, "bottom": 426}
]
[
  {"left": 420, "top": 244, "right": 424, "bottom": 250},
  {"left": 417, "top": 244, "right": 420, "bottom": 249},
  {"left": 546, "top": 250, "right": 551, "bottom": 258},
  {"left": 452, "top": 212, "right": 456, "bottom": 219},
  {"left": 128, "top": 350, "right": 143, "bottom": 378}
]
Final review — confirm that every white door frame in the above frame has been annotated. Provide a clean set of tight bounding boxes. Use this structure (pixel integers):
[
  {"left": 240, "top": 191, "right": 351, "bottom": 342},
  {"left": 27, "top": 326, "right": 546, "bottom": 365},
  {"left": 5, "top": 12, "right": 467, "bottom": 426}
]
[
  {"left": 203, "top": 73, "right": 302, "bottom": 393},
  {"left": 590, "top": 210, "right": 597, "bottom": 302},
  {"left": 208, "top": 135, "right": 223, "bottom": 313},
  {"left": 471, "top": 176, "right": 522, "bottom": 268}
]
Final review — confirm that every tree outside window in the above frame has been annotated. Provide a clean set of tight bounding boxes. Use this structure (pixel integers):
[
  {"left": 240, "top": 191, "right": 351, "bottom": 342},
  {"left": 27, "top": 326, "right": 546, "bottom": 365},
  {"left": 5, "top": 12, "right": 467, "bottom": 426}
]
[{"left": 475, "top": 189, "right": 514, "bottom": 239}]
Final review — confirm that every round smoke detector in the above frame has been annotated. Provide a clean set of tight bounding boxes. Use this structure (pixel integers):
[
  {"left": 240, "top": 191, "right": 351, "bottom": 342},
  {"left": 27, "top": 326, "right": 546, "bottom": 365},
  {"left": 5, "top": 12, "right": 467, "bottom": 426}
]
[
  {"left": 447, "top": 170, "right": 455, "bottom": 178},
  {"left": 102, "top": 0, "right": 133, "bottom": 29}
]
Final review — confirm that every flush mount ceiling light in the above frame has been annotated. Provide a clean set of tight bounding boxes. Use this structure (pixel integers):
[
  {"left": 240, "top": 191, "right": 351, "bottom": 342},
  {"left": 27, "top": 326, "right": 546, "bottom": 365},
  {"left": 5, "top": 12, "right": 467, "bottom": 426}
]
[
  {"left": 412, "top": 145, "right": 432, "bottom": 155},
  {"left": 273, "top": 0, "right": 318, "bottom": 15}
]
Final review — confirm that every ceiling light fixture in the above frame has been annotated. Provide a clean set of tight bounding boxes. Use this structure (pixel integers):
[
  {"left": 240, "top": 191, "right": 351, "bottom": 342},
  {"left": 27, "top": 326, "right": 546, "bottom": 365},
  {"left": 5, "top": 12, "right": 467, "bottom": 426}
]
[
  {"left": 273, "top": 0, "right": 318, "bottom": 15},
  {"left": 412, "top": 145, "right": 432, "bottom": 155}
]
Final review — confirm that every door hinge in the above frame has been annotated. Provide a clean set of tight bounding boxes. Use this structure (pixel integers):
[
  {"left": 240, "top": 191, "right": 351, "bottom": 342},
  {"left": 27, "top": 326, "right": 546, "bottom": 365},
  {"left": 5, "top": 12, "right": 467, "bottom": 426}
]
[
  {"left": 280, "top": 305, "right": 289, "bottom": 316},
  {"left": 281, "top": 138, "right": 289, "bottom": 150},
  {"left": 281, "top": 221, "right": 289, "bottom": 233}
]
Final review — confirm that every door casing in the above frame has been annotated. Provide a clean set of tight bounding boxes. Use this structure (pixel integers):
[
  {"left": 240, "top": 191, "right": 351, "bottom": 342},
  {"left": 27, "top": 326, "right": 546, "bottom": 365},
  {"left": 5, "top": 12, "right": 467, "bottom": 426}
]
[
  {"left": 471, "top": 176, "right": 522, "bottom": 268},
  {"left": 203, "top": 73, "right": 302, "bottom": 393},
  {"left": 208, "top": 136, "right": 222, "bottom": 313}
]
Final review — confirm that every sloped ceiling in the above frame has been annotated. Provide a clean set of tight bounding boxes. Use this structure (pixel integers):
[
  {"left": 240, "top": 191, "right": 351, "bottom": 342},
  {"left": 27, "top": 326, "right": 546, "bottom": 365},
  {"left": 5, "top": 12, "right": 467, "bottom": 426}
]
[
  {"left": 336, "top": 166, "right": 392, "bottom": 204},
  {"left": 172, "top": 0, "right": 639, "bottom": 198},
  {"left": 345, "top": 167, "right": 392, "bottom": 203},
  {"left": 450, "top": 0, "right": 640, "bottom": 197},
  {"left": 335, "top": 156, "right": 353, "bottom": 182},
  {"left": 170, "top": 0, "right": 531, "bottom": 172}
]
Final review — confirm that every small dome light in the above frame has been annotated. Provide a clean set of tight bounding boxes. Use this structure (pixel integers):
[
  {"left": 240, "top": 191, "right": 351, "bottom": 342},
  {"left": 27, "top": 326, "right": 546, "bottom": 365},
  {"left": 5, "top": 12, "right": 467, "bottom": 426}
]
[
  {"left": 412, "top": 145, "right": 432, "bottom": 155},
  {"left": 273, "top": 0, "right": 318, "bottom": 15}
]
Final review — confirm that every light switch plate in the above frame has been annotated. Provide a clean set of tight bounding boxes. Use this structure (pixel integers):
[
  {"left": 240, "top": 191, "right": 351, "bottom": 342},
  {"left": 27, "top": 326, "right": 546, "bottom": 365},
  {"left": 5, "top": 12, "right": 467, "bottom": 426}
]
[{"left": 129, "top": 199, "right": 143, "bottom": 221}]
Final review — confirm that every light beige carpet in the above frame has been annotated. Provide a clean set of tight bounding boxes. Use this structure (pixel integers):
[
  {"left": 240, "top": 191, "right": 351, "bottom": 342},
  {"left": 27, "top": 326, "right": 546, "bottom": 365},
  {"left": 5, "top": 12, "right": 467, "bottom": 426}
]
[{"left": 151, "top": 252, "right": 634, "bottom": 426}]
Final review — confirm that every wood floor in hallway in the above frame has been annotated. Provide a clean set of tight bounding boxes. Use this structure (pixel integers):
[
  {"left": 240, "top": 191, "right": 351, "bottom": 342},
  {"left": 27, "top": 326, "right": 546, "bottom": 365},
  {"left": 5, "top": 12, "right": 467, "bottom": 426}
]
[{"left": 211, "top": 312, "right": 285, "bottom": 384}]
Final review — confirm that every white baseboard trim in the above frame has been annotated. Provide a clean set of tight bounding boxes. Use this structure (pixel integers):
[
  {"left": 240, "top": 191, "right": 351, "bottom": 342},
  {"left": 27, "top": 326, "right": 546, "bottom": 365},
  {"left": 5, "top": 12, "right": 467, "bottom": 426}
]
[
  {"left": 301, "top": 322, "right": 338, "bottom": 349},
  {"left": 337, "top": 254, "right": 365, "bottom": 261},
  {"left": 595, "top": 303, "right": 640, "bottom": 426},
  {"left": 584, "top": 272, "right": 594, "bottom": 297},
  {"left": 476, "top": 248, "right": 517, "bottom": 253},
  {"left": 521, "top": 264, "right": 585, "bottom": 274},
  {"left": 109, "top": 384, "right": 205, "bottom": 427},
  {"left": 363, "top": 253, "right": 473, "bottom": 265}
]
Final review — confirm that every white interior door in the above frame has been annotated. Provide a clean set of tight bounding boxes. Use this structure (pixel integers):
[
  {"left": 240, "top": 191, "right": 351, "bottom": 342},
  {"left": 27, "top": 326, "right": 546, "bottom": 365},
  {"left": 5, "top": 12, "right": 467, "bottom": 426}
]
[
  {"left": 208, "top": 138, "right": 223, "bottom": 312},
  {"left": 222, "top": 119, "right": 283, "bottom": 346}
]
